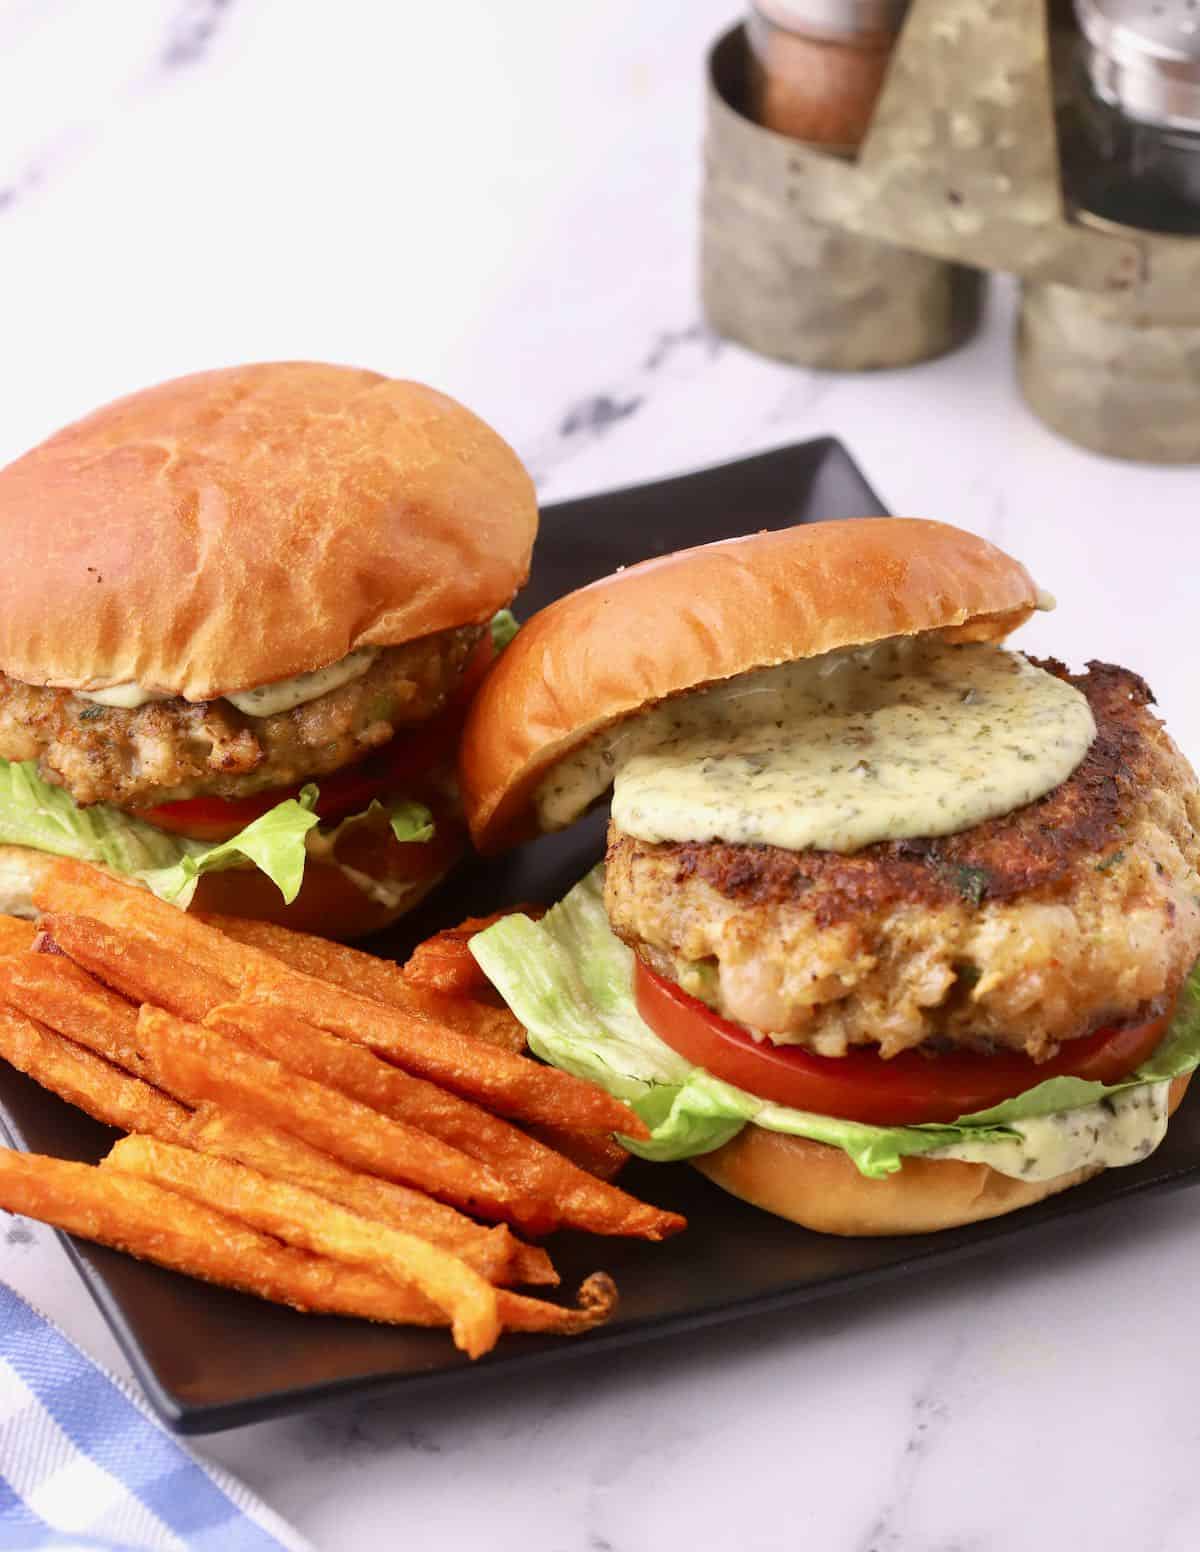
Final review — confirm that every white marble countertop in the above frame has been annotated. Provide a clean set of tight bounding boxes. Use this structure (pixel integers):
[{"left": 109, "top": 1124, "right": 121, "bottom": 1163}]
[{"left": 3, "top": 3, "right": 1200, "bottom": 1548}]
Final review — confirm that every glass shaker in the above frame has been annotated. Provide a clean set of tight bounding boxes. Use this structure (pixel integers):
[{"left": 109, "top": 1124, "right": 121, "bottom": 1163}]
[
  {"left": 1069, "top": 0, "right": 1200, "bottom": 235},
  {"left": 746, "top": 0, "right": 911, "bottom": 152}
]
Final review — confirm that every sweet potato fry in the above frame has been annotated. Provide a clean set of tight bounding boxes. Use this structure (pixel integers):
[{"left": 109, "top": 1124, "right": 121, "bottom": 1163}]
[
  {"left": 0, "top": 1147, "right": 452, "bottom": 1331},
  {"left": 0, "top": 1146, "right": 614, "bottom": 1344},
  {"left": 523, "top": 1123, "right": 630, "bottom": 1183},
  {"left": 207, "top": 1002, "right": 683, "bottom": 1240},
  {"left": 35, "top": 866, "right": 260, "bottom": 1014},
  {"left": 104, "top": 1136, "right": 503, "bottom": 1358},
  {"left": 0, "top": 954, "right": 145, "bottom": 1075},
  {"left": 33, "top": 862, "right": 646, "bottom": 1139},
  {"left": 32, "top": 883, "right": 662, "bottom": 1235},
  {"left": 0, "top": 1007, "right": 190, "bottom": 1142},
  {"left": 184, "top": 1107, "right": 556, "bottom": 1288},
  {"left": 485, "top": 1235, "right": 556, "bottom": 1289},
  {"left": 205, "top": 1001, "right": 561, "bottom": 1231},
  {"left": 138, "top": 1006, "right": 535, "bottom": 1226},
  {"left": 200, "top": 913, "right": 527, "bottom": 1054},
  {"left": 0, "top": 916, "right": 36, "bottom": 958},
  {"left": 416, "top": 999, "right": 526, "bottom": 1056},
  {"left": 247, "top": 970, "right": 645, "bottom": 1138},
  {"left": 42, "top": 913, "right": 235, "bottom": 1021},
  {"left": 403, "top": 909, "right": 543, "bottom": 1001},
  {"left": 498, "top": 1273, "right": 617, "bottom": 1336},
  {"left": 11, "top": 863, "right": 631, "bottom": 1344}
]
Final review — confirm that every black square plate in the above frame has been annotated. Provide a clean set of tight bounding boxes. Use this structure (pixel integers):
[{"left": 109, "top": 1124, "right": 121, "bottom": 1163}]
[{"left": 6, "top": 437, "right": 1200, "bottom": 1435}]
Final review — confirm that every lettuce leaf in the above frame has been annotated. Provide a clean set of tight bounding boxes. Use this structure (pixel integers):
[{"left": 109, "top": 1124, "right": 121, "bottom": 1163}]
[
  {"left": 0, "top": 758, "right": 434, "bottom": 911},
  {"left": 471, "top": 865, "right": 1200, "bottom": 1179},
  {"left": 489, "top": 609, "right": 520, "bottom": 653},
  {"left": 0, "top": 760, "right": 186, "bottom": 875},
  {"left": 140, "top": 787, "right": 321, "bottom": 907},
  {"left": 387, "top": 801, "right": 436, "bottom": 844}
]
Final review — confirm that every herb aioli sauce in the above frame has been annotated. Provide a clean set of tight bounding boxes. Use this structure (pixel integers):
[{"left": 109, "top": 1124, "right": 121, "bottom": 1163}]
[
  {"left": 75, "top": 648, "right": 378, "bottom": 718},
  {"left": 537, "top": 637, "right": 1095, "bottom": 852},
  {"left": 928, "top": 1082, "right": 1173, "bottom": 1181}
]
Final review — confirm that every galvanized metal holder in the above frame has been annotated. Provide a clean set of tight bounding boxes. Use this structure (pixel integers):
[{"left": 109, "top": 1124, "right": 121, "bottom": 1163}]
[
  {"left": 702, "top": 0, "right": 1200, "bottom": 461},
  {"left": 703, "top": 27, "right": 984, "bottom": 371}
]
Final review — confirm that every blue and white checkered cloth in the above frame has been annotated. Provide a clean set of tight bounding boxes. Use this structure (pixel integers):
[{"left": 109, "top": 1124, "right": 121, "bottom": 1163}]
[{"left": 0, "top": 1283, "right": 312, "bottom": 1552}]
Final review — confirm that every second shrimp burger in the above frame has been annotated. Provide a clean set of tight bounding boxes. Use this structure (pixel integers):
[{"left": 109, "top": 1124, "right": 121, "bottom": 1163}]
[{"left": 460, "top": 519, "right": 1200, "bottom": 1235}]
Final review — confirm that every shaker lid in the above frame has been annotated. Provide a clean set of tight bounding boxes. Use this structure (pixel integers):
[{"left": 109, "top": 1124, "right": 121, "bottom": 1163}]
[
  {"left": 751, "top": 0, "right": 910, "bottom": 42},
  {"left": 1076, "top": 0, "right": 1200, "bottom": 131}
]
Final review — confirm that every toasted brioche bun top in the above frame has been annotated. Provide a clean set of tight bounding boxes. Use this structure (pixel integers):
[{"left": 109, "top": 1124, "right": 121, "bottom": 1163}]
[
  {"left": 0, "top": 362, "right": 537, "bottom": 701},
  {"left": 461, "top": 518, "right": 1041, "bottom": 852}
]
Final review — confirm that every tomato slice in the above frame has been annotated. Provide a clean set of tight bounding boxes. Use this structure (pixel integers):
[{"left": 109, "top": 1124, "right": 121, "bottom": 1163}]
[
  {"left": 138, "top": 634, "right": 498, "bottom": 843},
  {"left": 141, "top": 794, "right": 304, "bottom": 843},
  {"left": 634, "top": 960, "right": 1172, "bottom": 1126}
]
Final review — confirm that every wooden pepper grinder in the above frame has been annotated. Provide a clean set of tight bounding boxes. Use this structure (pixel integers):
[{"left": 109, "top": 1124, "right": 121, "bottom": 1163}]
[{"left": 746, "top": 0, "right": 911, "bottom": 151}]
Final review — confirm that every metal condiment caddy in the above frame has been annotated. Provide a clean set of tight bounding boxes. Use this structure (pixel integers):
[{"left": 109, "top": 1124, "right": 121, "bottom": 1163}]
[{"left": 703, "top": 0, "right": 1200, "bottom": 462}]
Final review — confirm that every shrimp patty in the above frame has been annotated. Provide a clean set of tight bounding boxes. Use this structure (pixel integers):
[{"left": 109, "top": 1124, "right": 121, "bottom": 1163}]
[
  {"left": 605, "top": 662, "right": 1200, "bottom": 1061},
  {"left": 0, "top": 626, "right": 482, "bottom": 810}
]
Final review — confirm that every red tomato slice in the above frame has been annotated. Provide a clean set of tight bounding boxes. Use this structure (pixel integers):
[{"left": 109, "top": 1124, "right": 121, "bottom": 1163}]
[
  {"left": 138, "top": 634, "right": 498, "bottom": 843},
  {"left": 634, "top": 959, "right": 1172, "bottom": 1126},
  {"left": 141, "top": 795, "right": 302, "bottom": 842}
]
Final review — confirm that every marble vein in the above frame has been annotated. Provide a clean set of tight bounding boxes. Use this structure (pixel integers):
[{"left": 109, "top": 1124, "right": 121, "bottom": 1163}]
[
  {"left": 526, "top": 318, "right": 723, "bottom": 487},
  {"left": 853, "top": 1328, "right": 970, "bottom": 1552},
  {"left": 158, "top": 0, "right": 235, "bottom": 70},
  {"left": 0, "top": 0, "right": 236, "bottom": 215}
]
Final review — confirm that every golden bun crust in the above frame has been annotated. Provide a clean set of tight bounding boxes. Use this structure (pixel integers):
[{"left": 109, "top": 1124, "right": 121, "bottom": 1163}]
[
  {"left": 0, "top": 363, "right": 537, "bottom": 700},
  {"left": 461, "top": 519, "right": 1040, "bottom": 853},
  {"left": 692, "top": 1074, "right": 1192, "bottom": 1236}
]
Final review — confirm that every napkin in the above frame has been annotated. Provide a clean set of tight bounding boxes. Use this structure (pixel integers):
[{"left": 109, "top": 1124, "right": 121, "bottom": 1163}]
[{"left": 0, "top": 1283, "right": 311, "bottom": 1551}]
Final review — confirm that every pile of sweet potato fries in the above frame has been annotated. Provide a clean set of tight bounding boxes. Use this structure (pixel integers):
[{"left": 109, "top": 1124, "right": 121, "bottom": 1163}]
[{"left": 0, "top": 860, "right": 684, "bottom": 1358}]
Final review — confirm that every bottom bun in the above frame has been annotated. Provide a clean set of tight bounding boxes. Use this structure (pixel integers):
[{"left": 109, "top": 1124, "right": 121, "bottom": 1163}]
[
  {"left": 692, "top": 1073, "right": 1193, "bottom": 1237},
  {"left": 0, "top": 824, "right": 459, "bottom": 941},
  {"left": 189, "top": 792, "right": 468, "bottom": 939},
  {"left": 187, "top": 858, "right": 453, "bottom": 939}
]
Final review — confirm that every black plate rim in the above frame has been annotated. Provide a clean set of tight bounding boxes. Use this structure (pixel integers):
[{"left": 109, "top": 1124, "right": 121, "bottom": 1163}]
[
  {"left": 534, "top": 433, "right": 879, "bottom": 512},
  {"left": 65, "top": 1146, "right": 1200, "bottom": 1435}
]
